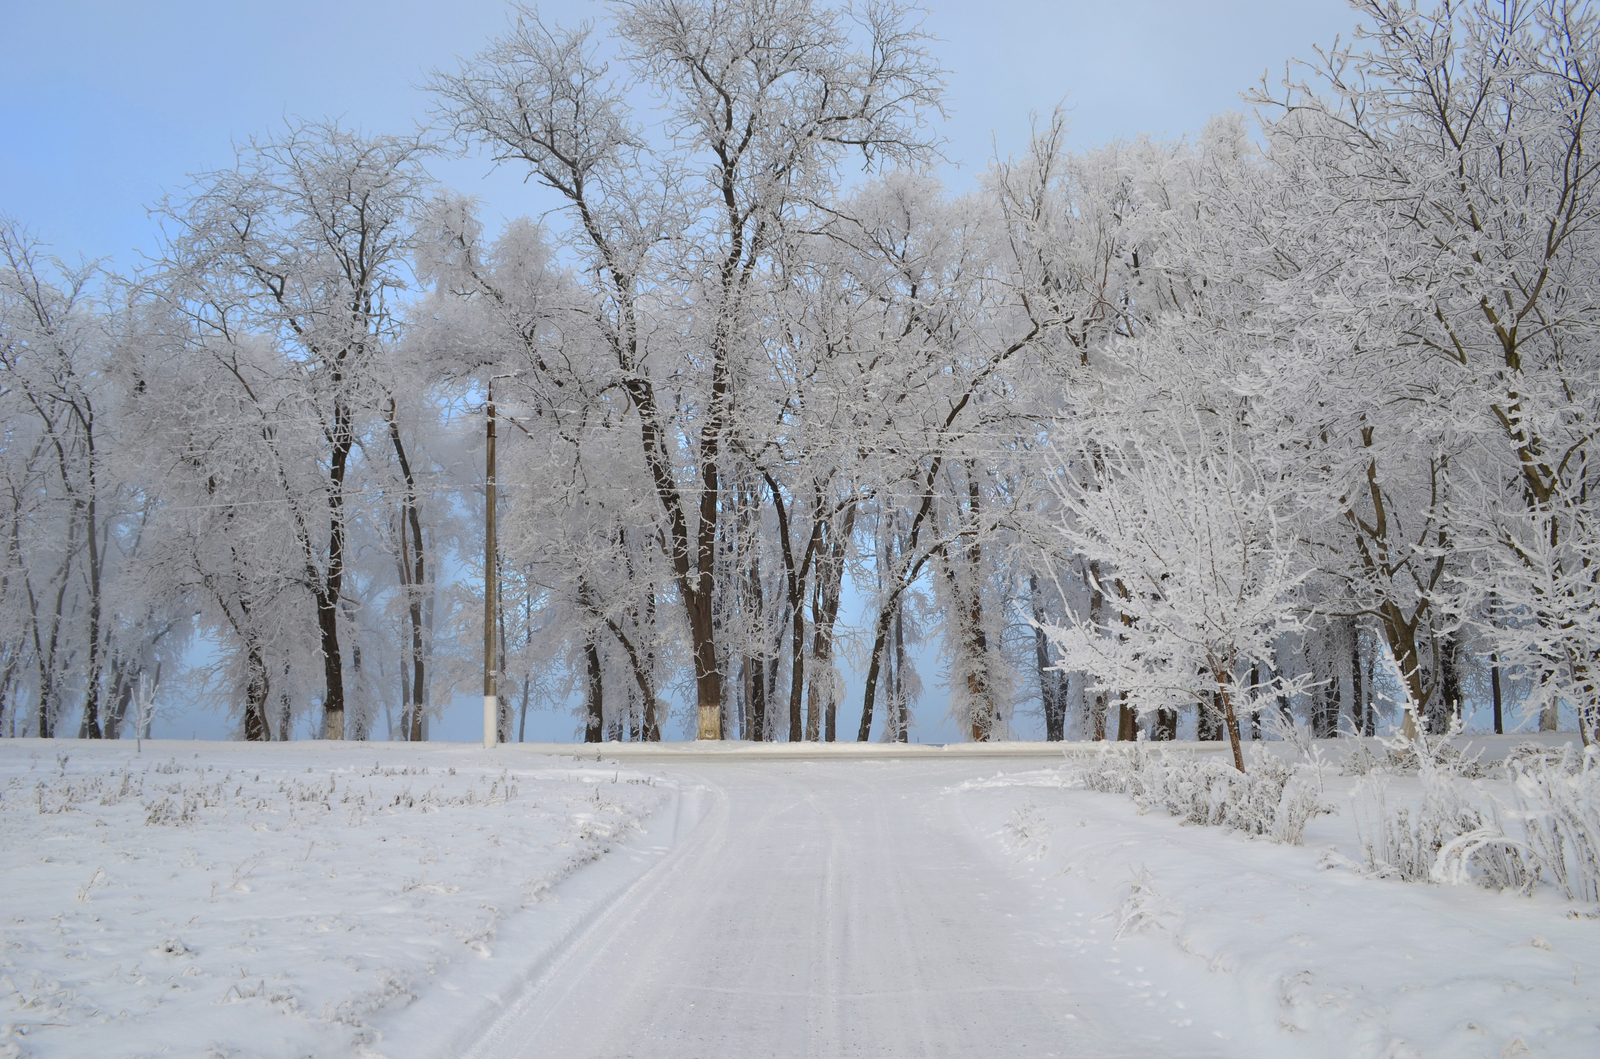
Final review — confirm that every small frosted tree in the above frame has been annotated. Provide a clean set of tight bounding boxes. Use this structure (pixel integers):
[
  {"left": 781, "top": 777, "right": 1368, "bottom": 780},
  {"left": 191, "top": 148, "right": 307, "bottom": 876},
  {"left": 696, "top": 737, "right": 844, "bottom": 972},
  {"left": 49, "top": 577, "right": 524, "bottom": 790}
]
[{"left": 1041, "top": 418, "right": 1310, "bottom": 770}]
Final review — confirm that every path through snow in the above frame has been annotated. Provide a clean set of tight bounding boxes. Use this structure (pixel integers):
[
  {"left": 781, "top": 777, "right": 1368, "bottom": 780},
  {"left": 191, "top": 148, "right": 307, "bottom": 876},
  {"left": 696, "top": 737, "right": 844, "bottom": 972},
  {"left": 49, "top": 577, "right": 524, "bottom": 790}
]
[
  {"left": 450, "top": 742, "right": 1599, "bottom": 1059},
  {"left": 452, "top": 755, "right": 1237, "bottom": 1059}
]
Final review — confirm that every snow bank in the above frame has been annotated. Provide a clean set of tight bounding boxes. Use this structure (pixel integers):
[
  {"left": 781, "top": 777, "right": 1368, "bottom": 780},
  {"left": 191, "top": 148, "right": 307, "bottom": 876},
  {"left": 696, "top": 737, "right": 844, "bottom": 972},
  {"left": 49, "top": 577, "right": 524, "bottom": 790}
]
[
  {"left": 957, "top": 737, "right": 1600, "bottom": 1058},
  {"left": 0, "top": 741, "right": 673, "bottom": 1059}
]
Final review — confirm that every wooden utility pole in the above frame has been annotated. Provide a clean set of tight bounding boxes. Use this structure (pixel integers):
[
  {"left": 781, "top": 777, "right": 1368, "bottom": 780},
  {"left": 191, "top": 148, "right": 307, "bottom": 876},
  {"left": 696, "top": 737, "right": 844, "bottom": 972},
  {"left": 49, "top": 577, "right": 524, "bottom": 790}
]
[{"left": 483, "top": 380, "right": 499, "bottom": 750}]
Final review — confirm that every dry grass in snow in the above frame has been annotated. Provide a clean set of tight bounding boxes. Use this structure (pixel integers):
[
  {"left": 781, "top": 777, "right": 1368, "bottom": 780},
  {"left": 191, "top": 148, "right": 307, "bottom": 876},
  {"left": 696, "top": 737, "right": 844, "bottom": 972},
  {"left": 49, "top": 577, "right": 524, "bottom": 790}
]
[{"left": 0, "top": 741, "right": 671, "bottom": 1059}]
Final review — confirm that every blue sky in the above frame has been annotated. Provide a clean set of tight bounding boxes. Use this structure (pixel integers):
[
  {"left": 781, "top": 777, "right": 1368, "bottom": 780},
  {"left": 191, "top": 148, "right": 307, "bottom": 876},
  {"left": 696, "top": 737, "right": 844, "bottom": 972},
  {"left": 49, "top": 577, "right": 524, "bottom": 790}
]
[
  {"left": 2, "top": 0, "right": 1369, "bottom": 741},
  {"left": 3, "top": 0, "right": 1363, "bottom": 271}
]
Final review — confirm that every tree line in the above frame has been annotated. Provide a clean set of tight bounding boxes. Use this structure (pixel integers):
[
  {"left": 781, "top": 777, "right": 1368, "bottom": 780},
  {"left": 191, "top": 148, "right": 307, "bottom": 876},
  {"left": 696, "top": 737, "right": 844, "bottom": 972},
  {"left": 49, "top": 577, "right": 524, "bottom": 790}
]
[{"left": 1, "top": 0, "right": 1595, "bottom": 752}]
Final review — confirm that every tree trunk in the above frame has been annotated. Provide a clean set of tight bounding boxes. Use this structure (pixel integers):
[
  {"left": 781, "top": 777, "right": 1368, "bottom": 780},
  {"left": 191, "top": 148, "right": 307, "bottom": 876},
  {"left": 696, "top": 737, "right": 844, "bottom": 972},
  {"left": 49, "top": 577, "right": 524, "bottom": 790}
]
[
  {"left": 808, "top": 503, "right": 854, "bottom": 742},
  {"left": 0, "top": 657, "right": 16, "bottom": 740},
  {"left": 763, "top": 473, "right": 817, "bottom": 743},
  {"left": 1088, "top": 562, "right": 1108, "bottom": 741},
  {"left": 1305, "top": 636, "right": 1335, "bottom": 739},
  {"left": 496, "top": 561, "right": 511, "bottom": 744},
  {"left": 858, "top": 599, "right": 893, "bottom": 742},
  {"left": 748, "top": 654, "right": 767, "bottom": 742},
  {"left": 691, "top": 442, "right": 724, "bottom": 741},
  {"left": 1274, "top": 643, "right": 1294, "bottom": 729},
  {"left": 643, "top": 592, "right": 661, "bottom": 742},
  {"left": 1349, "top": 620, "right": 1364, "bottom": 737},
  {"left": 1488, "top": 593, "right": 1503, "bottom": 735},
  {"left": 315, "top": 589, "right": 345, "bottom": 740},
  {"left": 788, "top": 600, "right": 806, "bottom": 741},
  {"left": 1198, "top": 687, "right": 1224, "bottom": 741},
  {"left": 731, "top": 473, "right": 768, "bottom": 743},
  {"left": 1327, "top": 637, "right": 1342, "bottom": 739},
  {"left": 244, "top": 642, "right": 272, "bottom": 741},
  {"left": 1541, "top": 668, "right": 1561, "bottom": 731},
  {"left": 1249, "top": 662, "right": 1261, "bottom": 741},
  {"left": 1575, "top": 658, "right": 1599, "bottom": 747},
  {"left": 1491, "top": 657, "right": 1504, "bottom": 734},
  {"left": 603, "top": 613, "right": 661, "bottom": 743},
  {"left": 317, "top": 396, "right": 354, "bottom": 742},
  {"left": 80, "top": 491, "right": 104, "bottom": 739},
  {"left": 856, "top": 460, "right": 948, "bottom": 741},
  {"left": 1116, "top": 698, "right": 1137, "bottom": 742},
  {"left": 893, "top": 594, "right": 910, "bottom": 743},
  {"left": 807, "top": 584, "right": 840, "bottom": 742},
  {"left": 103, "top": 663, "right": 130, "bottom": 741},
  {"left": 390, "top": 406, "right": 429, "bottom": 744},
  {"left": 1031, "top": 575, "right": 1065, "bottom": 741},
  {"left": 1214, "top": 657, "right": 1247, "bottom": 772},
  {"left": 34, "top": 541, "right": 74, "bottom": 738},
  {"left": 959, "top": 476, "right": 994, "bottom": 742},
  {"left": 277, "top": 676, "right": 292, "bottom": 741},
  {"left": 584, "top": 635, "right": 605, "bottom": 743},
  {"left": 879, "top": 602, "right": 900, "bottom": 744},
  {"left": 1436, "top": 628, "right": 1462, "bottom": 735}
]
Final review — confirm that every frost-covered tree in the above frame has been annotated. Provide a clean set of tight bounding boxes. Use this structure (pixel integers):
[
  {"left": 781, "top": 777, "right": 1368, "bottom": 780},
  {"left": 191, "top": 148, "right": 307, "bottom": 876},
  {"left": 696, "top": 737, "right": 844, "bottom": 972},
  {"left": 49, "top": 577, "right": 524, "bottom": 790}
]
[
  {"left": 432, "top": 0, "right": 946, "bottom": 739},
  {"left": 153, "top": 121, "right": 432, "bottom": 740},
  {"left": 0, "top": 221, "right": 181, "bottom": 739},
  {"left": 1249, "top": 0, "right": 1600, "bottom": 737},
  {"left": 1042, "top": 374, "right": 1312, "bottom": 770}
]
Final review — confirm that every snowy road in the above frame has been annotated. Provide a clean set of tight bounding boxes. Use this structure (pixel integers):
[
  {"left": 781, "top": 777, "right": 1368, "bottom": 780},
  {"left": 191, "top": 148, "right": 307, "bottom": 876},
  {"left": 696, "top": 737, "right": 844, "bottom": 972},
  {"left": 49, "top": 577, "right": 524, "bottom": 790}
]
[
  {"left": 460, "top": 756, "right": 1229, "bottom": 1059},
  {"left": 11, "top": 741, "right": 1590, "bottom": 1057}
]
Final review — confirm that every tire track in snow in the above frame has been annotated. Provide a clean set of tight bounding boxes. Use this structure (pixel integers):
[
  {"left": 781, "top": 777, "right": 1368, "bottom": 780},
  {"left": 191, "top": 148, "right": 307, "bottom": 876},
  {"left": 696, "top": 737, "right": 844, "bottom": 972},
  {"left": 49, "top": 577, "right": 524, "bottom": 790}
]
[{"left": 459, "top": 758, "right": 1233, "bottom": 1058}]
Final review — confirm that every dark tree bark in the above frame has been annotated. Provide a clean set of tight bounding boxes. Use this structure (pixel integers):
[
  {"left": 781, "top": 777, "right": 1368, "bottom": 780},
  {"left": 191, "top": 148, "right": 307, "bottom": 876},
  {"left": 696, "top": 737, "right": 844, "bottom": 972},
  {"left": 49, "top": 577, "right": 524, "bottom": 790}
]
[
  {"left": 1212, "top": 652, "right": 1247, "bottom": 772},
  {"left": 1249, "top": 662, "right": 1262, "bottom": 741},
  {"left": 807, "top": 502, "right": 855, "bottom": 742},
  {"left": 1088, "top": 561, "right": 1108, "bottom": 741},
  {"left": 1437, "top": 629, "right": 1464, "bottom": 735},
  {"left": 584, "top": 634, "right": 605, "bottom": 743},
  {"left": 603, "top": 612, "right": 661, "bottom": 743},
  {"left": 1031, "top": 575, "right": 1066, "bottom": 741},
  {"left": 102, "top": 662, "right": 130, "bottom": 741},
  {"left": 388, "top": 400, "right": 428, "bottom": 743},
  {"left": 765, "top": 473, "right": 820, "bottom": 743},
  {"left": 1349, "top": 620, "right": 1364, "bottom": 737},
  {"left": 1198, "top": 685, "right": 1225, "bottom": 741},
  {"left": 243, "top": 642, "right": 272, "bottom": 742},
  {"left": 1327, "top": 637, "right": 1343, "bottom": 740},
  {"left": 1116, "top": 698, "right": 1137, "bottom": 742}
]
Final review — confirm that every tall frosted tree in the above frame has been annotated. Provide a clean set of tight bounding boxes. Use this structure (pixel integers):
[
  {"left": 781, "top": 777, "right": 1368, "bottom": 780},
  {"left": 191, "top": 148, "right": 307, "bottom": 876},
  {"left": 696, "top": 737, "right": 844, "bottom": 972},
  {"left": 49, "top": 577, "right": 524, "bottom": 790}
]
[
  {"left": 154, "top": 122, "right": 432, "bottom": 740},
  {"left": 432, "top": 0, "right": 946, "bottom": 739}
]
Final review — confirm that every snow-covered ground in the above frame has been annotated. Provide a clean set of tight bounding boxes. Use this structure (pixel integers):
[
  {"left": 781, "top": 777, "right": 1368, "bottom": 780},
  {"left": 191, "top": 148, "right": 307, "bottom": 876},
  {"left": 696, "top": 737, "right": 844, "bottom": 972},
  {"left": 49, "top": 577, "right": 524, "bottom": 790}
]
[
  {"left": 956, "top": 734, "right": 1600, "bottom": 1059},
  {"left": 4, "top": 736, "right": 1597, "bottom": 1058},
  {"left": 0, "top": 741, "right": 675, "bottom": 1058}
]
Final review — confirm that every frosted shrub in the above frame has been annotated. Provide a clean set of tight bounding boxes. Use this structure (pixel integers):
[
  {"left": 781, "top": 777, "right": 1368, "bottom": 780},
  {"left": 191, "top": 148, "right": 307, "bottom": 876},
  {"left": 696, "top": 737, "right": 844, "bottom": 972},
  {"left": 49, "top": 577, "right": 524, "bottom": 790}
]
[
  {"left": 1503, "top": 740, "right": 1579, "bottom": 773},
  {"left": 1341, "top": 713, "right": 1487, "bottom": 779},
  {"left": 1337, "top": 735, "right": 1386, "bottom": 777},
  {"left": 1353, "top": 728, "right": 1599, "bottom": 900},
  {"left": 1353, "top": 770, "right": 1536, "bottom": 891},
  {"left": 1510, "top": 745, "right": 1600, "bottom": 903},
  {"left": 1068, "top": 740, "right": 1333, "bottom": 845},
  {"left": 1348, "top": 714, "right": 1517, "bottom": 884}
]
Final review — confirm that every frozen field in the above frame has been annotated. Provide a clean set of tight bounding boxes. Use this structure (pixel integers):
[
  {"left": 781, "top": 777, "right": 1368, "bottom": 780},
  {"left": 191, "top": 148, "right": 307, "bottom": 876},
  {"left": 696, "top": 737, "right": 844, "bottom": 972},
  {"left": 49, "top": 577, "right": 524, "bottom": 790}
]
[
  {"left": 3, "top": 737, "right": 1596, "bottom": 1058},
  {"left": 0, "top": 741, "right": 673, "bottom": 1058}
]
